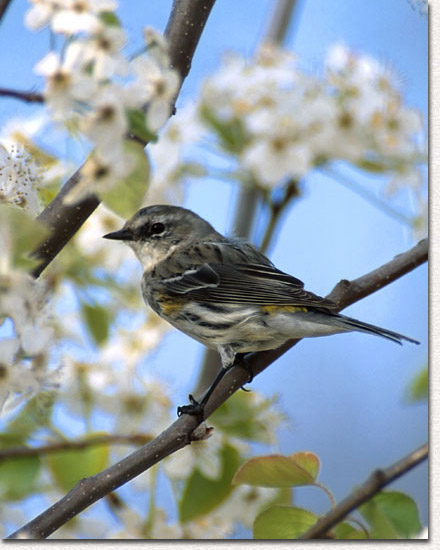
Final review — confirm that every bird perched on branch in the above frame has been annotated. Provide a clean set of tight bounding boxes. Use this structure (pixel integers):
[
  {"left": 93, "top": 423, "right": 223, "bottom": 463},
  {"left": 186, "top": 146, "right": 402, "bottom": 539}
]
[{"left": 104, "top": 205, "right": 419, "bottom": 417}]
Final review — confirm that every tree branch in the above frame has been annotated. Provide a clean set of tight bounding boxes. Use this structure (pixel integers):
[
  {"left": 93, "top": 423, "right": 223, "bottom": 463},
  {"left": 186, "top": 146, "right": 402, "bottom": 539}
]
[
  {"left": 7, "top": 238, "right": 427, "bottom": 539},
  {"left": 0, "top": 87, "right": 44, "bottom": 103},
  {"left": 31, "top": 0, "right": 217, "bottom": 278},
  {"left": 299, "top": 442, "right": 428, "bottom": 539},
  {"left": 0, "top": 434, "right": 153, "bottom": 461},
  {"left": 0, "top": 0, "right": 13, "bottom": 24}
]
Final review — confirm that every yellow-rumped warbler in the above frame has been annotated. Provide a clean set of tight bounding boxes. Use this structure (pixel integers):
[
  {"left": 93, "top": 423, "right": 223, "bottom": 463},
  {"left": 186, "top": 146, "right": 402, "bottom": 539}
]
[{"left": 104, "top": 205, "right": 419, "bottom": 415}]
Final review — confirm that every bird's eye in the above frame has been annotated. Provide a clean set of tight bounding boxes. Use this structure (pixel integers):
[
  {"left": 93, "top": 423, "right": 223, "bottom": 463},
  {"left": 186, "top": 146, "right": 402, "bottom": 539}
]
[{"left": 151, "top": 222, "right": 165, "bottom": 235}]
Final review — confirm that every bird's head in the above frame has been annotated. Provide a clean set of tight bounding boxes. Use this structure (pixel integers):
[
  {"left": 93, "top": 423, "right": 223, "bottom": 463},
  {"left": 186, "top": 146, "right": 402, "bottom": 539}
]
[{"left": 103, "top": 204, "right": 219, "bottom": 271}]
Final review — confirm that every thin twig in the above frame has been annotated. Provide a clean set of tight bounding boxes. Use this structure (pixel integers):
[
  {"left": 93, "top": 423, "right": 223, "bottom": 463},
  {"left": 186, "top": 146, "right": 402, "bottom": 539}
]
[
  {"left": 7, "top": 238, "right": 427, "bottom": 539},
  {"left": 299, "top": 442, "right": 428, "bottom": 539},
  {"left": 264, "top": 0, "right": 298, "bottom": 45},
  {"left": 259, "top": 179, "right": 300, "bottom": 253},
  {"left": 0, "top": 87, "right": 44, "bottom": 103},
  {"left": 0, "top": 433, "right": 153, "bottom": 461}
]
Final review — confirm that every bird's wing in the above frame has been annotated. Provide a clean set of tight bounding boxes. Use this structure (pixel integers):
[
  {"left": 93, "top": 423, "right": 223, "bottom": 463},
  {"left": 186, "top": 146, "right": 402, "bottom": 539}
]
[{"left": 161, "top": 262, "right": 337, "bottom": 310}]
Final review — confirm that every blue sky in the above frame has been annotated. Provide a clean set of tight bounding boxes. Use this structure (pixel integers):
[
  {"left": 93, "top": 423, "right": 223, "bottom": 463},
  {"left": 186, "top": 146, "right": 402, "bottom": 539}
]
[{"left": 0, "top": 0, "right": 428, "bottom": 532}]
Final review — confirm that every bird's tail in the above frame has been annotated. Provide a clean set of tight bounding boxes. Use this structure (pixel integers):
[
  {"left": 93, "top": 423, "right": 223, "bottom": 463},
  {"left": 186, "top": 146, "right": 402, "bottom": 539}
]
[{"left": 330, "top": 313, "right": 420, "bottom": 345}]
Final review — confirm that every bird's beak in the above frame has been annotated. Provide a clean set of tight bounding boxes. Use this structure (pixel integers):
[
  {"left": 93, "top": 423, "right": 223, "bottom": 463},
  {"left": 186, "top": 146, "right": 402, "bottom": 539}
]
[{"left": 103, "top": 228, "right": 134, "bottom": 241}]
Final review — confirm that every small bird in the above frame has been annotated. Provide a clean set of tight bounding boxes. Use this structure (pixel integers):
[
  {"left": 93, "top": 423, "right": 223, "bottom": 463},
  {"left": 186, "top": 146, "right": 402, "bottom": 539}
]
[{"left": 104, "top": 205, "right": 419, "bottom": 416}]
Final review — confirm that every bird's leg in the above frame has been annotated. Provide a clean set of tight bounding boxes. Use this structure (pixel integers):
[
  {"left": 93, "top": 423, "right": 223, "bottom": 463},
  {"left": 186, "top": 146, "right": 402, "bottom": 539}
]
[
  {"left": 177, "top": 346, "right": 254, "bottom": 419},
  {"left": 235, "top": 352, "right": 254, "bottom": 389}
]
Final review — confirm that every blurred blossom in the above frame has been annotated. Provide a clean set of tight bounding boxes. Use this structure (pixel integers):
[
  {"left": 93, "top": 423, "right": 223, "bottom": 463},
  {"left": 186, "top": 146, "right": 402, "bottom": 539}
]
[
  {"left": 412, "top": 198, "right": 428, "bottom": 241},
  {"left": 149, "top": 509, "right": 184, "bottom": 539},
  {"left": 35, "top": 50, "right": 97, "bottom": 120},
  {"left": 172, "top": 43, "right": 427, "bottom": 196},
  {"left": 0, "top": 339, "right": 21, "bottom": 411},
  {"left": 64, "top": 150, "right": 134, "bottom": 203},
  {"left": 0, "top": 143, "right": 41, "bottom": 215},
  {"left": 130, "top": 55, "right": 180, "bottom": 131},
  {"left": 28, "top": 4, "right": 179, "bottom": 200},
  {"left": 214, "top": 485, "right": 279, "bottom": 529},
  {"left": 107, "top": 508, "right": 146, "bottom": 539},
  {"left": 181, "top": 513, "right": 235, "bottom": 539},
  {"left": 0, "top": 336, "right": 58, "bottom": 416},
  {"left": 25, "top": 0, "right": 63, "bottom": 31},
  {"left": 100, "top": 316, "right": 169, "bottom": 369},
  {"left": 74, "top": 204, "right": 130, "bottom": 269},
  {"left": 67, "top": 26, "right": 129, "bottom": 79},
  {"left": 61, "top": 358, "right": 171, "bottom": 433},
  {"left": 0, "top": 271, "right": 54, "bottom": 356},
  {"left": 50, "top": 0, "right": 117, "bottom": 35},
  {"left": 164, "top": 431, "right": 223, "bottom": 480},
  {"left": 80, "top": 85, "right": 129, "bottom": 159}
]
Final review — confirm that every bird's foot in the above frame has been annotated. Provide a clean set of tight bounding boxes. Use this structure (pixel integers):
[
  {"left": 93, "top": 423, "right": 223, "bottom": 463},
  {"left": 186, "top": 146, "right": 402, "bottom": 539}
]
[{"left": 177, "top": 394, "right": 205, "bottom": 420}]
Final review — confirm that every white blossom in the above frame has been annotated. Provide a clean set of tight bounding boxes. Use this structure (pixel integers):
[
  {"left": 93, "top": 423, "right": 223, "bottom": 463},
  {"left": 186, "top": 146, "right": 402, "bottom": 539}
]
[
  {"left": 0, "top": 143, "right": 41, "bottom": 214},
  {"left": 164, "top": 431, "right": 223, "bottom": 481},
  {"left": 25, "top": 0, "right": 63, "bottom": 31},
  {"left": 80, "top": 85, "right": 128, "bottom": 159},
  {"left": 189, "top": 43, "right": 426, "bottom": 193},
  {"left": 131, "top": 55, "right": 180, "bottom": 131},
  {"left": 64, "top": 149, "right": 134, "bottom": 203},
  {"left": 66, "top": 26, "right": 128, "bottom": 79},
  {"left": 99, "top": 316, "right": 169, "bottom": 369},
  {"left": 35, "top": 50, "right": 97, "bottom": 120},
  {"left": 50, "top": 0, "right": 118, "bottom": 35},
  {"left": 0, "top": 271, "right": 54, "bottom": 356},
  {"left": 74, "top": 203, "right": 129, "bottom": 269}
]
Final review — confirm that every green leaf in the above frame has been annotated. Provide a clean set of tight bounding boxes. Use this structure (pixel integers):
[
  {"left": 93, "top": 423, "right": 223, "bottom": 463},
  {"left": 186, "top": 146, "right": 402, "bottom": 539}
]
[
  {"left": 81, "top": 301, "right": 110, "bottom": 346},
  {"left": 359, "top": 491, "right": 422, "bottom": 539},
  {"left": 333, "top": 522, "right": 368, "bottom": 539},
  {"left": 99, "top": 11, "right": 121, "bottom": 26},
  {"left": 0, "top": 205, "right": 49, "bottom": 269},
  {"left": 101, "top": 140, "right": 150, "bottom": 219},
  {"left": 47, "top": 437, "right": 109, "bottom": 492},
  {"left": 210, "top": 391, "right": 280, "bottom": 443},
  {"left": 406, "top": 365, "right": 428, "bottom": 402},
  {"left": 0, "top": 456, "right": 41, "bottom": 500},
  {"left": 126, "top": 109, "right": 158, "bottom": 144},
  {"left": 233, "top": 452, "right": 319, "bottom": 488},
  {"left": 6, "top": 392, "right": 55, "bottom": 439},
  {"left": 253, "top": 506, "right": 317, "bottom": 539},
  {"left": 179, "top": 444, "right": 241, "bottom": 523},
  {"left": 199, "top": 105, "right": 248, "bottom": 154}
]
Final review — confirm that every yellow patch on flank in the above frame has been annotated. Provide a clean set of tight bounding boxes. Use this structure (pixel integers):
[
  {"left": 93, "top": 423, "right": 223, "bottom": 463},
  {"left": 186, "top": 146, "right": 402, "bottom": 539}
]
[
  {"left": 261, "top": 305, "right": 308, "bottom": 314},
  {"left": 157, "top": 295, "right": 186, "bottom": 316}
]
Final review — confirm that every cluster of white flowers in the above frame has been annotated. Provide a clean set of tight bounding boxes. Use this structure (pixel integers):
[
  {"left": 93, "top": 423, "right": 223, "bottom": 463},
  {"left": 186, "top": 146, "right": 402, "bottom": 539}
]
[
  {"left": 139, "top": 43, "right": 426, "bottom": 236},
  {"left": 192, "top": 43, "right": 426, "bottom": 189},
  {"left": 26, "top": 0, "right": 180, "bottom": 201},
  {"left": 0, "top": 214, "right": 57, "bottom": 413}
]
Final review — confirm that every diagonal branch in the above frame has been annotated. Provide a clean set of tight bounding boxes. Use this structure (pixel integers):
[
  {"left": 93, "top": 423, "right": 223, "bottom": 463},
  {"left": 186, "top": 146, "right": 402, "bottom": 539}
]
[
  {"left": 31, "top": 0, "right": 217, "bottom": 278},
  {"left": 7, "top": 238, "right": 427, "bottom": 539},
  {"left": 299, "top": 442, "right": 428, "bottom": 539}
]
